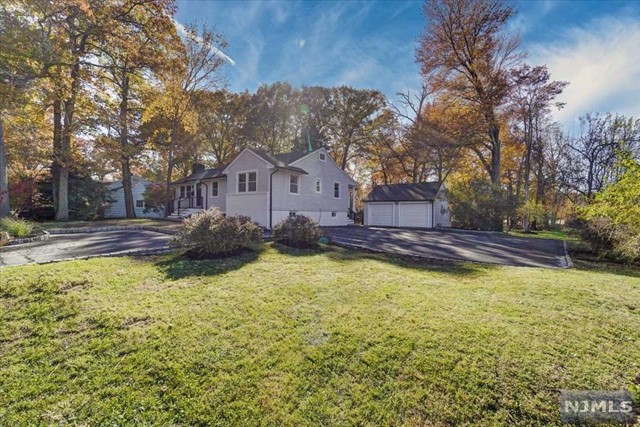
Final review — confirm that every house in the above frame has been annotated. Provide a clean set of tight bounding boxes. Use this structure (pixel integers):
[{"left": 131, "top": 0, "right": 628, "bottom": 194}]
[
  {"left": 169, "top": 147, "right": 358, "bottom": 228},
  {"left": 363, "top": 182, "right": 451, "bottom": 228},
  {"left": 104, "top": 176, "right": 163, "bottom": 219}
]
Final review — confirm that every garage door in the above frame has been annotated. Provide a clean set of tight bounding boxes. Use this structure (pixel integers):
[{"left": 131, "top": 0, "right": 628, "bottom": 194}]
[
  {"left": 399, "top": 202, "right": 432, "bottom": 228},
  {"left": 367, "top": 203, "right": 394, "bottom": 226}
]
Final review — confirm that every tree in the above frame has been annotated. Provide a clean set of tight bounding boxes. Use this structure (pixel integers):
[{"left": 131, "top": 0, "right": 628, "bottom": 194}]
[
  {"left": 509, "top": 64, "right": 567, "bottom": 232},
  {"left": 144, "top": 22, "right": 227, "bottom": 216},
  {"left": 195, "top": 89, "right": 250, "bottom": 166},
  {"left": 95, "top": 0, "right": 177, "bottom": 218},
  {"left": 417, "top": 0, "right": 522, "bottom": 229},
  {"left": 326, "top": 86, "right": 386, "bottom": 170}
]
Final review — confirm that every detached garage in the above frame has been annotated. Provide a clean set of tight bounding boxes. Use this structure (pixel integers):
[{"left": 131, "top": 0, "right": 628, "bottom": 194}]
[{"left": 363, "top": 182, "right": 451, "bottom": 229}]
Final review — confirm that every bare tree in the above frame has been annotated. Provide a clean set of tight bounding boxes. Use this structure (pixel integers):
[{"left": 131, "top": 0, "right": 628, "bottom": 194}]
[{"left": 509, "top": 64, "right": 567, "bottom": 231}]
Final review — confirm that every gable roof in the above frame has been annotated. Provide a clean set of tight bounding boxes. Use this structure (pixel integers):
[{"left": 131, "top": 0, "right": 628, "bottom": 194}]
[
  {"left": 171, "top": 165, "right": 227, "bottom": 185},
  {"left": 364, "top": 182, "right": 442, "bottom": 202},
  {"left": 243, "top": 149, "right": 309, "bottom": 174}
]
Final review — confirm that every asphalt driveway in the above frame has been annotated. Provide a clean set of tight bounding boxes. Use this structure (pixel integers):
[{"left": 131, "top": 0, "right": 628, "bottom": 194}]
[
  {"left": 324, "top": 226, "right": 569, "bottom": 268},
  {"left": 0, "top": 230, "right": 173, "bottom": 267}
]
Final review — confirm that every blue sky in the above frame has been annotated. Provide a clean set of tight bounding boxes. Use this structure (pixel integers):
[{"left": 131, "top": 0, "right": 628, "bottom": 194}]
[{"left": 175, "top": 0, "right": 640, "bottom": 128}]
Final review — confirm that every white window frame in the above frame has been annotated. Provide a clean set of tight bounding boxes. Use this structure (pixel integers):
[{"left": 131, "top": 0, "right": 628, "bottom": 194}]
[
  {"left": 315, "top": 178, "right": 322, "bottom": 193},
  {"left": 179, "top": 186, "right": 185, "bottom": 198},
  {"left": 289, "top": 173, "right": 300, "bottom": 195},
  {"left": 319, "top": 152, "right": 326, "bottom": 162},
  {"left": 333, "top": 182, "right": 340, "bottom": 199},
  {"left": 136, "top": 200, "right": 144, "bottom": 208},
  {"left": 237, "top": 170, "right": 257, "bottom": 193},
  {"left": 211, "top": 181, "right": 219, "bottom": 197},
  {"left": 331, "top": 211, "right": 337, "bottom": 217}
]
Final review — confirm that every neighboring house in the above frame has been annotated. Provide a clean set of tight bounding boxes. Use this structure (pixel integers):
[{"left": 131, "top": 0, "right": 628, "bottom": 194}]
[
  {"left": 363, "top": 182, "right": 451, "bottom": 228},
  {"left": 104, "top": 176, "right": 162, "bottom": 219},
  {"left": 169, "top": 147, "right": 358, "bottom": 228}
]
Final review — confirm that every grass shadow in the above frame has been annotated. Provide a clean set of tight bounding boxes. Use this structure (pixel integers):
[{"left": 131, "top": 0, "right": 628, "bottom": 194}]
[
  {"left": 569, "top": 251, "right": 640, "bottom": 279},
  {"left": 271, "top": 242, "right": 325, "bottom": 257},
  {"left": 153, "top": 248, "right": 262, "bottom": 280},
  {"left": 324, "top": 244, "right": 491, "bottom": 277}
]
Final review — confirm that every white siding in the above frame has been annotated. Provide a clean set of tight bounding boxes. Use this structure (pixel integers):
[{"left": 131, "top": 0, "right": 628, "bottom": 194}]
[
  {"left": 224, "top": 150, "right": 271, "bottom": 227},
  {"left": 104, "top": 177, "right": 162, "bottom": 218},
  {"left": 201, "top": 178, "right": 227, "bottom": 212},
  {"left": 434, "top": 185, "right": 451, "bottom": 227},
  {"left": 271, "top": 148, "right": 356, "bottom": 227}
]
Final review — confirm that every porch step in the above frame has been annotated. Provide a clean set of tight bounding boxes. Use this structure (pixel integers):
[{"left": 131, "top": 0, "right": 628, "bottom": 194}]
[{"left": 168, "top": 208, "right": 205, "bottom": 220}]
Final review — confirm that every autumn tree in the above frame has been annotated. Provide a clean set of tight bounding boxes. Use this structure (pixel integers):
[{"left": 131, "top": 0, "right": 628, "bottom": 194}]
[
  {"left": 95, "top": 0, "right": 177, "bottom": 218},
  {"left": 509, "top": 64, "right": 567, "bottom": 231},
  {"left": 144, "top": 22, "right": 227, "bottom": 216},
  {"left": 417, "top": 0, "right": 522, "bottom": 228},
  {"left": 195, "top": 89, "right": 250, "bottom": 166}
]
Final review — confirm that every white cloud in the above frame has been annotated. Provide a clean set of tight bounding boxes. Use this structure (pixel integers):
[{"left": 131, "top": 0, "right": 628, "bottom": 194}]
[
  {"left": 295, "top": 38, "right": 306, "bottom": 48},
  {"left": 529, "top": 16, "right": 640, "bottom": 126}
]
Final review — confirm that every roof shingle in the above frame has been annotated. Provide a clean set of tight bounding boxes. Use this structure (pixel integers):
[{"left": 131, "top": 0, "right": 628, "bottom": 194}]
[{"left": 364, "top": 182, "right": 441, "bottom": 202}]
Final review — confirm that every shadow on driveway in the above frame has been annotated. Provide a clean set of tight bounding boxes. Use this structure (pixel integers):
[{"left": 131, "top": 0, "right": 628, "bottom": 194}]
[{"left": 324, "top": 227, "right": 568, "bottom": 268}]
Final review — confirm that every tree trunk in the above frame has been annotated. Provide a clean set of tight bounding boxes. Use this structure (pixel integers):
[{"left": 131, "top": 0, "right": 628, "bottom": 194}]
[
  {"left": 52, "top": 98, "right": 62, "bottom": 213},
  {"left": 163, "top": 120, "right": 177, "bottom": 217},
  {"left": 488, "top": 123, "right": 503, "bottom": 231},
  {"left": 0, "top": 111, "right": 10, "bottom": 218},
  {"left": 119, "top": 76, "right": 136, "bottom": 218}
]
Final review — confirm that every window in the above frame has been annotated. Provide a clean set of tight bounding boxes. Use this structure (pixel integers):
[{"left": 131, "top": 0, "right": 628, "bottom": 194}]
[
  {"left": 179, "top": 186, "right": 185, "bottom": 198},
  {"left": 315, "top": 178, "right": 322, "bottom": 193},
  {"left": 331, "top": 212, "right": 337, "bottom": 217},
  {"left": 289, "top": 174, "right": 299, "bottom": 194},
  {"left": 319, "top": 152, "right": 326, "bottom": 161},
  {"left": 238, "top": 171, "right": 257, "bottom": 193},
  {"left": 211, "top": 181, "right": 219, "bottom": 197},
  {"left": 289, "top": 211, "right": 296, "bottom": 217},
  {"left": 136, "top": 200, "right": 144, "bottom": 208},
  {"left": 333, "top": 182, "right": 340, "bottom": 199}
]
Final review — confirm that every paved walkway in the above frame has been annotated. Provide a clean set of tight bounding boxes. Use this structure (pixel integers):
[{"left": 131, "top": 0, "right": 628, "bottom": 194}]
[
  {"left": 0, "top": 230, "right": 172, "bottom": 267},
  {"left": 324, "top": 227, "right": 568, "bottom": 268}
]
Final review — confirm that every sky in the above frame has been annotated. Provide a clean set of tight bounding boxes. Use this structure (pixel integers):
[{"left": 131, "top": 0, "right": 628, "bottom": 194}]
[{"left": 175, "top": 0, "right": 640, "bottom": 129}]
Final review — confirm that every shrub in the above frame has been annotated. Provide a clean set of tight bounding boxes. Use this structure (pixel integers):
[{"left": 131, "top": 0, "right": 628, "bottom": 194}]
[
  {"left": 172, "top": 208, "right": 263, "bottom": 258},
  {"left": 448, "top": 178, "right": 510, "bottom": 231},
  {"left": 143, "top": 183, "right": 172, "bottom": 216},
  {"left": 272, "top": 215, "right": 323, "bottom": 248},
  {"left": 577, "top": 154, "right": 640, "bottom": 262},
  {"left": 0, "top": 217, "right": 36, "bottom": 238}
]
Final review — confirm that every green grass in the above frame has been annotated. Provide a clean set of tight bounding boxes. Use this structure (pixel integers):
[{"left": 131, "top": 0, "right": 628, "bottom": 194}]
[
  {"left": 0, "top": 217, "right": 38, "bottom": 238},
  {"left": 37, "top": 218, "right": 180, "bottom": 231},
  {"left": 1, "top": 246, "right": 639, "bottom": 426},
  {"left": 507, "top": 228, "right": 577, "bottom": 242}
]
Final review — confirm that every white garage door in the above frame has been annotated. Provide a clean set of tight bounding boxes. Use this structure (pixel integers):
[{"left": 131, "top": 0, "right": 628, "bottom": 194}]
[
  {"left": 367, "top": 203, "right": 394, "bottom": 226},
  {"left": 399, "top": 202, "right": 432, "bottom": 228}
]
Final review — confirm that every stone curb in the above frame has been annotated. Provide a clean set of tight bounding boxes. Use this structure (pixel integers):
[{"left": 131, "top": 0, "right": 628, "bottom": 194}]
[
  {"left": 329, "top": 240, "right": 566, "bottom": 269},
  {"left": 46, "top": 225, "right": 178, "bottom": 235},
  {"left": 7, "top": 230, "right": 51, "bottom": 246}
]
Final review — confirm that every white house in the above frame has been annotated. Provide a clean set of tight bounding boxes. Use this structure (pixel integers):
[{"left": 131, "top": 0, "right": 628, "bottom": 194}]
[
  {"left": 104, "top": 176, "right": 162, "bottom": 219},
  {"left": 169, "top": 147, "right": 358, "bottom": 228},
  {"left": 363, "top": 182, "right": 451, "bottom": 228}
]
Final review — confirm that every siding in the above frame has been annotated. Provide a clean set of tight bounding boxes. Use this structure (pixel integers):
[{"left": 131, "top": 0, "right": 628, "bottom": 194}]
[
  {"left": 201, "top": 178, "right": 227, "bottom": 212},
  {"left": 271, "top": 148, "right": 356, "bottom": 227},
  {"left": 104, "top": 177, "right": 162, "bottom": 218},
  {"left": 224, "top": 149, "right": 271, "bottom": 227}
]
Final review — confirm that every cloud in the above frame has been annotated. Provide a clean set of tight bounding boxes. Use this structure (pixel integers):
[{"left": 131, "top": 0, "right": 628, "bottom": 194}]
[
  {"left": 529, "top": 16, "right": 640, "bottom": 126},
  {"left": 295, "top": 39, "right": 306, "bottom": 48}
]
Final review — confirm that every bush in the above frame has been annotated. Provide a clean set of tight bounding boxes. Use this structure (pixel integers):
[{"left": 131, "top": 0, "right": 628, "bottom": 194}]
[
  {"left": 143, "top": 183, "right": 172, "bottom": 216},
  {"left": 577, "top": 154, "right": 640, "bottom": 262},
  {"left": 0, "top": 216, "right": 36, "bottom": 238},
  {"left": 272, "top": 215, "right": 323, "bottom": 248},
  {"left": 172, "top": 208, "right": 263, "bottom": 258},
  {"left": 448, "top": 178, "right": 509, "bottom": 231}
]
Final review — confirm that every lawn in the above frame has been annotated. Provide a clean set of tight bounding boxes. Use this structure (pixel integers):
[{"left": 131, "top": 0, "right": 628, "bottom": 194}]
[{"left": 1, "top": 245, "right": 639, "bottom": 426}]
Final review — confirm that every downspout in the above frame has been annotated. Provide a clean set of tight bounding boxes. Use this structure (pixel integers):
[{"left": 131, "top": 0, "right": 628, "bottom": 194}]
[
  {"left": 269, "top": 169, "right": 278, "bottom": 229},
  {"left": 432, "top": 199, "right": 435, "bottom": 228}
]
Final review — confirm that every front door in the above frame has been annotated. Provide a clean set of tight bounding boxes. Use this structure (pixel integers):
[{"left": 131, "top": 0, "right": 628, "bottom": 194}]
[{"left": 196, "top": 184, "right": 202, "bottom": 207}]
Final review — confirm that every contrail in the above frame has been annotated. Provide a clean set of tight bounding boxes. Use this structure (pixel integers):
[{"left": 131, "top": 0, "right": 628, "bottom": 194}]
[{"left": 174, "top": 20, "right": 237, "bottom": 66}]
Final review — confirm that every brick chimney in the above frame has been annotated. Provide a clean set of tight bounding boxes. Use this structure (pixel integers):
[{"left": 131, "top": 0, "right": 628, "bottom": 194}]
[{"left": 191, "top": 163, "right": 205, "bottom": 175}]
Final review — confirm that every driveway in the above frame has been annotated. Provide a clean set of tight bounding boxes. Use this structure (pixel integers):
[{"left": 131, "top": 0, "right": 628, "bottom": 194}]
[
  {"left": 0, "top": 230, "right": 173, "bottom": 267},
  {"left": 324, "top": 227, "right": 568, "bottom": 268}
]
